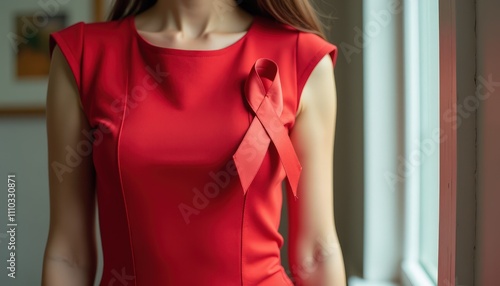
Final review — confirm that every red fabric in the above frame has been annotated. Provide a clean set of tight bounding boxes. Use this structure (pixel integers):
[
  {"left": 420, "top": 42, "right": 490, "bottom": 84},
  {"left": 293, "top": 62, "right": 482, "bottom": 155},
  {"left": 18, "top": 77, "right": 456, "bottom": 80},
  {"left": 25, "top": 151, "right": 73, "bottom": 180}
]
[{"left": 49, "top": 14, "right": 337, "bottom": 286}]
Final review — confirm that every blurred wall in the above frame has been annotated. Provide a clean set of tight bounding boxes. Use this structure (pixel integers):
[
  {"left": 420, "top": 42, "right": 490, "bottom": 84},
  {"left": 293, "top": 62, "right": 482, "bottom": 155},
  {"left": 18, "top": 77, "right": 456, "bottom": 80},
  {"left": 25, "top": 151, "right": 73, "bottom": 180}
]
[
  {"left": 0, "top": 116, "right": 52, "bottom": 286},
  {"left": 445, "top": 0, "right": 500, "bottom": 285},
  {"left": 314, "top": 0, "right": 365, "bottom": 279},
  {"left": 454, "top": 0, "right": 476, "bottom": 285},
  {"left": 0, "top": 1, "right": 91, "bottom": 286},
  {"left": 475, "top": 0, "right": 500, "bottom": 285}
]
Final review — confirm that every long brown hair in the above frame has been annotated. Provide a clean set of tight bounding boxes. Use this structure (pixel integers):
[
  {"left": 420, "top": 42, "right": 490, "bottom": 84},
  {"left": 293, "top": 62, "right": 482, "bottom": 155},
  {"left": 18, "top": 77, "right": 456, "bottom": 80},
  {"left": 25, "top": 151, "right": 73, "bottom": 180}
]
[{"left": 107, "top": 0, "right": 328, "bottom": 39}]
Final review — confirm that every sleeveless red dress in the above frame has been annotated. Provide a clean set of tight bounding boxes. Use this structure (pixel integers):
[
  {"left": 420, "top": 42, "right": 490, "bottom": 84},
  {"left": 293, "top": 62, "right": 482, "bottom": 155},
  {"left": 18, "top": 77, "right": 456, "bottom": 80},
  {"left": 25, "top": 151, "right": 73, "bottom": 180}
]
[{"left": 49, "top": 14, "right": 337, "bottom": 286}]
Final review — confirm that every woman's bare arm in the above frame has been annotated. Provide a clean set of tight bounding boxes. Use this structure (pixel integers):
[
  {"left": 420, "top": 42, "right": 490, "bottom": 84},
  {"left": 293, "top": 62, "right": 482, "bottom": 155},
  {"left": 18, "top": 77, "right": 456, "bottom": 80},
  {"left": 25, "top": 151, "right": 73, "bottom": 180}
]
[
  {"left": 288, "top": 54, "right": 347, "bottom": 286},
  {"left": 42, "top": 45, "right": 97, "bottom": 286}
]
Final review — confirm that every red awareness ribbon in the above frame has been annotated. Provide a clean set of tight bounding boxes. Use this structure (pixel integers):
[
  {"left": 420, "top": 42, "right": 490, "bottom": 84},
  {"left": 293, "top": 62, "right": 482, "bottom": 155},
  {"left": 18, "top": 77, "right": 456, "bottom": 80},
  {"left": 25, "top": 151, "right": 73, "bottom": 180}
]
[{"left": 233, "top": 58, "right": 302, "bottom": 200}]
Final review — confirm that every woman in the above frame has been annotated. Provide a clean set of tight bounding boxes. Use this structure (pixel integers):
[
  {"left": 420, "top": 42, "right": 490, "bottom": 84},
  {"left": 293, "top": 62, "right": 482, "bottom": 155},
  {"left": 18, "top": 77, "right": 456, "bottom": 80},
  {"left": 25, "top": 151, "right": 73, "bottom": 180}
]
[{"left": 41, "top": 0, "right": 346, "bottom": 285}]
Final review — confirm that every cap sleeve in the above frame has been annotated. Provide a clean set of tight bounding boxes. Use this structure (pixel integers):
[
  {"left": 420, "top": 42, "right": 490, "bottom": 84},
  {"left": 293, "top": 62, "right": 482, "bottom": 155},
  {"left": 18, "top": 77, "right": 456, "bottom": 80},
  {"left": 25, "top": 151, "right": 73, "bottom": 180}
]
[
  {"left": 296, "top": 31, "right": 338, "bottom": 105},
  {"left": 49, "top": 22, "right": 85, "bottom": 94}
]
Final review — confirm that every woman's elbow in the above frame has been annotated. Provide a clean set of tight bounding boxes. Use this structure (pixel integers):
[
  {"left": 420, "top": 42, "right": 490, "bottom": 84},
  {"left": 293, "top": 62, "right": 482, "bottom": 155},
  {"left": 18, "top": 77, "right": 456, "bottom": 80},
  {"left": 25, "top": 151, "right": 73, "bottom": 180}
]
[{"left": 288, "top": 233, "right": 346, "bottom": 286}]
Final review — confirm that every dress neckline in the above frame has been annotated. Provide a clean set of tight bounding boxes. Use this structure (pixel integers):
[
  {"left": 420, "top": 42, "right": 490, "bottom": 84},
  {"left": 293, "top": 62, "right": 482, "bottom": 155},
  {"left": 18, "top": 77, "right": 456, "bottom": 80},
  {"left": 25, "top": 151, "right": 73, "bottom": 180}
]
[{"left": 129, "top": 14, "right": 259, "bottom": 56}]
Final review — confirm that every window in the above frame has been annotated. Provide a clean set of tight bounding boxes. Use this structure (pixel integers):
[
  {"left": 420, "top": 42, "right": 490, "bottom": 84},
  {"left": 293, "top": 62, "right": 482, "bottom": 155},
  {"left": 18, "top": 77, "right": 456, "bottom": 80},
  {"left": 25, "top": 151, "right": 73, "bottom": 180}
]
[{"left": 402, "top": 0, "right": 440, "bottom": 285}]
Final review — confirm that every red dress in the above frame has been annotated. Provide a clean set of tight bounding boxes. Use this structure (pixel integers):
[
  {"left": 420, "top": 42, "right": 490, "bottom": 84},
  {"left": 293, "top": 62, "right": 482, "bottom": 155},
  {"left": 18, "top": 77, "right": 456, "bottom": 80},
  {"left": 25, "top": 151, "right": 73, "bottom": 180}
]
[{"left": 49, "top": 14, "right": 337, "bottom": 286}]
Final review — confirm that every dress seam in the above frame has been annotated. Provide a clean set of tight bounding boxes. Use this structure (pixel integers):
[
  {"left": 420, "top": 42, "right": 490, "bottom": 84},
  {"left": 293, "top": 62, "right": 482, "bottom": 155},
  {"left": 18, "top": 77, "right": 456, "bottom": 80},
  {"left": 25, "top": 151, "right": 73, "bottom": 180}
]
[
  {"left": 240, "top": 191, "right": 248, "bottom": 286},
  {"left": 115, "top": 49, "right": 137, "bottom": 285}
]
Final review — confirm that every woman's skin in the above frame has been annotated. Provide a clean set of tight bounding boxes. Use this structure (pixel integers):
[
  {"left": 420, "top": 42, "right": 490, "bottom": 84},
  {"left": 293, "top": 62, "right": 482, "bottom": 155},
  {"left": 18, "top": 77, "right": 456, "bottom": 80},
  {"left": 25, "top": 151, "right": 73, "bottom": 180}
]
[
  {"left": 42, "top": 45, "right": 98, "bottom": 286},
  {"left": 133, "top": 0, "right": 255, "bottom": 51},
  {"left": 41, "top": 0, "right": 346, "bottom": 285}
]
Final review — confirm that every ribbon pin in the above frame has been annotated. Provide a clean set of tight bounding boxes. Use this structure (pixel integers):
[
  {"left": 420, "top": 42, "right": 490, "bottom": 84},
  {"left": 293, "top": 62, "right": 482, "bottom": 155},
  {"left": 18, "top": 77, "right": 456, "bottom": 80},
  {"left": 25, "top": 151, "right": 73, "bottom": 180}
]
[{"left": 233, "top": 58, "right": 302, "bottom": 200}]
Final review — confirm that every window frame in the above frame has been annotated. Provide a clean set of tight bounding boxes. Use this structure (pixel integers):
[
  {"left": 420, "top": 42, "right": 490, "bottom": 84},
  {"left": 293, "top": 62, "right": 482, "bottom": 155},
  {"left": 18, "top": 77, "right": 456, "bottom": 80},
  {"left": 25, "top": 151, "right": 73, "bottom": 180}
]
[
  {"left": 401, "top": 0, "right": 445, "bottom": 285},
  {"left": 436, "top": 0, "right": 457, "bottom": 285}
]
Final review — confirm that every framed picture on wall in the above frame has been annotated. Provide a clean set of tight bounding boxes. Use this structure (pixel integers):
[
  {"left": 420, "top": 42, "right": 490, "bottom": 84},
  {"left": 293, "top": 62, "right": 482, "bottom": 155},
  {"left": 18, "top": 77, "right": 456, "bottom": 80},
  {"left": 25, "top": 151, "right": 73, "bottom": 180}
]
[
  {"left": 0, "top": 2, "right": 93, "bottom": 115},
  {"left": 15, "top": 13, "right": 67, "bottom": 79},
  {"left": 0, "top": 11, "right": 67, "bottom": 115}
]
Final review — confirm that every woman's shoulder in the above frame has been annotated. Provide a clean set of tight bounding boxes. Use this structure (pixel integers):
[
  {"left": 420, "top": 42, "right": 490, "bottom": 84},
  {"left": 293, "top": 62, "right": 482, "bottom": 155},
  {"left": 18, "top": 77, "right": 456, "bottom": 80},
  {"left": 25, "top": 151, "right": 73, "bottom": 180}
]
[{"left": 50, "top": 17, "right": 131, "bottom": 54}]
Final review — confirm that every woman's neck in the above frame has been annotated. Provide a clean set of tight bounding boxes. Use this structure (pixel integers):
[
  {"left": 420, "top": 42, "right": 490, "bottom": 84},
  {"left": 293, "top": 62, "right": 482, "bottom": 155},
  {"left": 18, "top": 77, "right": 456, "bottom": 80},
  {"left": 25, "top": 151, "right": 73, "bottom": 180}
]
[{"left": 146, "top": 0, "right": 249, "bottom": 38}]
